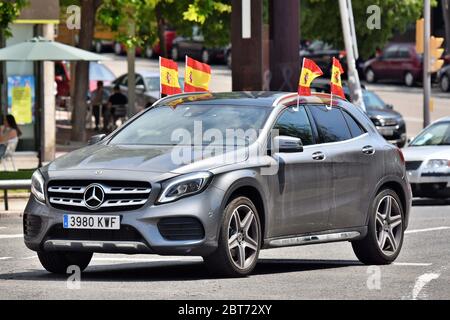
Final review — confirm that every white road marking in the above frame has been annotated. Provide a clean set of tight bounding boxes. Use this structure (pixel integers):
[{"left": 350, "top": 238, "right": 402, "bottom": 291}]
[
  {"left": 21, "top": 255, "right": 37, "bottom": 260},
  {"left": 412, "top": 272, "right": 440, "bottom": 300},
  {"left": 0, "top": 227, "right": 7, "bottom": 229},
  {"left": 405, "top": 226, "right": 450, "bottom": 234},
  {"left": 0, "top": 234, "right": 23, "bottom": 239},
  {"left": 0, "top": 257, "right": 12, "bottom": 260},
  {"left": 393, "top": 262, "right": 432, "bottom": 267}
]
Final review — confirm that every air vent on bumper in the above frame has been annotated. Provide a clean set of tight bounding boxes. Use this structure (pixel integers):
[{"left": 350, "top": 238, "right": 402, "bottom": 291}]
[{"left": 158, "top": 217, "right": 205, "bottom": 241}]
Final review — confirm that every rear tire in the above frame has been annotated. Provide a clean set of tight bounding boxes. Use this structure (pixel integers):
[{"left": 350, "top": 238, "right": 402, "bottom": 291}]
[
  {"left": 171, "top": 46, "right": 179, "bottom": 61},
  {"left": 204, "top": 196, "right": 261, "bottom": 277},
  {"left": 352, "top": 188, "right": 404, "bottom": 265},
  {"left": 37, "top": 251, "right": 93, "bottom": 274},
  {"left": 440, "top": 74, "right": 450, "bottom": 92},
  {"left": 365, "top": 68, "right": 376, "bottom": 83},
  {"left": 404, "top": 72, "right": 415, "bottom": 87}
]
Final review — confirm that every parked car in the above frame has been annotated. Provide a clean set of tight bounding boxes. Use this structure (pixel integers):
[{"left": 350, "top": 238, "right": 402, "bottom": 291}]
[
  {"left": 171, "top": 26, "right": 227, "bottom": 64},
  {"left": 299, "top": 40, "right": 364, "bottom": 78},
  {"left": 144, "top": 30, "right": 177, "bottom": 59},
  {"left": 403, "top": 117, "right": 450, "bottom": 198},
  {"left": 437, "top": 64, "right": 450, "bottom": 92},
  {"left": 364, "top": 43, "right": 423, "bottom": 87},
  {"left": 25, "top": 91, "right": 410, "bottom": 277},
  {"left": 345, "top": 88, "right": 407, "bottom": 148},
  {"left": 311, "top": 81, "right": 407, "bottom": 147},
  {"left": 107, "top": 71, "right": 184, "bottom": 109},
  {"left": 113, "top": 42, "right": 143, "bottom": 56}
]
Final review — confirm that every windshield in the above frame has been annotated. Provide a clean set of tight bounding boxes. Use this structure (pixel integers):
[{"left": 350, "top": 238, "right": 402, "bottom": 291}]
[
  {"left": 363, "top": 91, "right": 386, "bottom": 110},
  {"left": 410, "top": 122, "right": 450, "bottom": 146},
  {"left": 109, "top": 104, "right": 272, "bottom": 146}
]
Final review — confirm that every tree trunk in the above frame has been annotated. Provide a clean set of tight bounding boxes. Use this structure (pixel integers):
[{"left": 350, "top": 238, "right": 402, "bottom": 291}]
[
  {"left": 443, "top": 0, "right": 450, "bottom": 53},
  {"left": 0, "top": 31, "right": 7, "bottom": 115},
  {"left": 127, "top": 19, "right": 136, "bottom": 116},
  {"left": 71, "top": 0, "right": 101, "bottom": 141},
  {"left": 155, "top": 3, "right": 167, "bottom": 58}
]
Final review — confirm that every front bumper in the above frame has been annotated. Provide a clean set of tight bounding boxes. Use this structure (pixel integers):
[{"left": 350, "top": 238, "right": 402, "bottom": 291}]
[
  {"left": 407, "top": 169, "right": 450, "bottom": 198},
  {"left": 23, "top": 184, "right": 226, "bottom": 257},
  {"left": 375, "top": 124, "right": 406, "bottom": 145}
]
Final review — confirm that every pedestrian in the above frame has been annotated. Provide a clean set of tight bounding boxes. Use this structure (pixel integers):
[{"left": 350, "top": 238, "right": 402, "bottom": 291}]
[
  {"left": 91, "top": 81, "right": 108, "bottom": 131},
  {"left": 0, "top": 114, "right": 22, "bottom": 144},
  {"left": 107, "top": 85, "right": 128, "bottom": 130}
]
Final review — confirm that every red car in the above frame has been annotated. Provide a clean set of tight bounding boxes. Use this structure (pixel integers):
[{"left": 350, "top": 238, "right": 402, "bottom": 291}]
[
  {"left": 113, "top": 30, "right": 176, "bottom": 59},
  {"left": 364, "top": 43, "right": 423, "bottom": 87}
]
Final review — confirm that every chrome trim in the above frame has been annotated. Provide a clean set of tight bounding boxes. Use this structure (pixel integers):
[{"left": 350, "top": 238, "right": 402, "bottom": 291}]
[
  {"left": 49, "top": 198, "right": 84, "bottom": 206},
  {"left": 48, "top": 185, "right": 151, "bottom": 195},
  {"left": 43, "top": 240, "right": 151, "bottom": 253},
  {"left": 268, "top": 231, "right": 361, "bottom": 247},
  {"left": 48, "top": 186, "right": 86, "bottom": 193},
  {"left": 49, "top": 197, "right": 148, "bottom": 208}
]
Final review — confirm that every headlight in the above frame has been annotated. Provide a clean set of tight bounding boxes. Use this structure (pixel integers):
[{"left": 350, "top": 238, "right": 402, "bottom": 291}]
[
  {"left": 372, "top": 118, "right": 383, "bottom": 126},
  {"left": 157, "top": 172, "right": 213, "bottom": 204},
  {"left": 424, "top": 159, "right": 449, "bottom": 170},
  {"left": 31, "top": 170, "right": 45, "bottom": 202}
]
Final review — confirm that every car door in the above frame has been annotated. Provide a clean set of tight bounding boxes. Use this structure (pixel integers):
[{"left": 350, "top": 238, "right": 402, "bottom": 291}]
[
  {"left": 374, "top": 45, "right": 398, "bottom": 80},
  {"left": 268, "top": 105, "right": 333, "bottom": 237},
  {"left": 392, "top": 45, "right": 412, "bottom": 80},
  {"left": 307, "top": 105, "right": 377, "bottom": 229}
]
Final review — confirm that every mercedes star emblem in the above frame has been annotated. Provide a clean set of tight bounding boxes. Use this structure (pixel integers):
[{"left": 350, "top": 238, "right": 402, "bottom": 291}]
[{"left": 83, "top": 183, "right": 105, "bottom": 210}]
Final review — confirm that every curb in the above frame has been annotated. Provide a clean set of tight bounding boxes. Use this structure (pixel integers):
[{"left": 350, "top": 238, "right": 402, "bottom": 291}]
[{"left": 0, "top": 211, "right": 23, "bottom": 218}]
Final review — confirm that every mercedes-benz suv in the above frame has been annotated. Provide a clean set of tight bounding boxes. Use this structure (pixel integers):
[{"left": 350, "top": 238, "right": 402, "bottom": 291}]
[{"left": 24, "top": 92, "right": 411, "bottom": 277}]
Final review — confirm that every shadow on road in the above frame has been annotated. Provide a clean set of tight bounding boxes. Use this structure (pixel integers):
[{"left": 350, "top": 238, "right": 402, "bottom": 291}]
[
  {"left": 0, "top": 258, "right": 362, "bottom": 282},
  {"left": 412, "top": 198, "right": 450, "bottom": 206}
]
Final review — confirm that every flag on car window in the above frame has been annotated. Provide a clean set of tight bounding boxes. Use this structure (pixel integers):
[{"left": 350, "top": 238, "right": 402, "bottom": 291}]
[
  {"left": 184, "top": 56, "right": 211, "bottom": 92},
  {"left": 159, "top": 57, "right": 182, "bottom": 96},
  {"left": 298, "top": 58, "right": 323, "bottom": 96},
  {"left": 330, "top": 57, "right": 345, "bottom": 98}
]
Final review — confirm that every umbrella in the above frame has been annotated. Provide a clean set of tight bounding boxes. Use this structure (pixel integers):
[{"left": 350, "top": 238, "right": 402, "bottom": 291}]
[
  {"left": 89, "top": 62, "right": 115, "bottom": 81},
  {"left": 0, "top": 37, "right": 109, "bottom": 61}
]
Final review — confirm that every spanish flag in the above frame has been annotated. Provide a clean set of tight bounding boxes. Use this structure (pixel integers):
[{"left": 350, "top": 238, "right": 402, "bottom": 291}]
[
  {"left": 184, "top": 56, "right": 211, "bottom": 92},
  {"left": 298, "top": 58, "right": 323, "bottom": 96},
  {"left": 330, "top": 57, "right": 345, "bottom": 98},
  {"left": 159, "top": 56, "right": 182, "bottom": 96}
]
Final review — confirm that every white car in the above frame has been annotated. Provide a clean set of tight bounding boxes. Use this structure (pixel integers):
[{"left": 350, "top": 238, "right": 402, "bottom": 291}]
[{"left": 403, "top": 117, "right": 450, "bottom": 198}]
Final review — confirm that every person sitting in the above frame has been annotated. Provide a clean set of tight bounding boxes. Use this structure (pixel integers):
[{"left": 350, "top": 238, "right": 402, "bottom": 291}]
[
  {"left": 107, "top": 85, "right": 128, "bottom": 130},
  {"left": 91, "top": 81, "right": 108, "bottom": 131},
  {"left": 0, "top": 114, "right": 22, "bottom": 170}
]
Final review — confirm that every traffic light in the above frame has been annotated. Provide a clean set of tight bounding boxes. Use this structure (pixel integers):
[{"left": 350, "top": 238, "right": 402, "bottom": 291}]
[
  {"left": 416, "top": 18, "right": 424, "bottom": 54},
  {"left": 430, "top": 36, "right": 445, "bottom": 73}
]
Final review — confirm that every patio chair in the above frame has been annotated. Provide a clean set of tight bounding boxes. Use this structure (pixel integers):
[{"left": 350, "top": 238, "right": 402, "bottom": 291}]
[{"left": 0, "top": 139, "right": 18, "bottom": 171}]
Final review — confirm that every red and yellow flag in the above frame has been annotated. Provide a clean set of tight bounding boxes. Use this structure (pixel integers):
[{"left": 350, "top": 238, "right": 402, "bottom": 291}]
[
  {"left": 298, "top": 58, "right": 323, "bottom": 96},
  {"left": 184, "top": 56, "right": 211, "bottom": 92},
  {"left": 330, "top": 57, "right": 345, "bottom": 98},
  {"left": 159, "top": 56, "right": 182, "bottom": 96}
]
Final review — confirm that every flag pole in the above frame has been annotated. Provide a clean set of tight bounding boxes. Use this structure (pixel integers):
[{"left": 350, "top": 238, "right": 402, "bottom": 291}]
[
  {"left": 159, "top": 56, "right": 162, "bottom": 100},
  {"left": 184, "top": 55, "right": 188, "bottom": 93},
  {"left": 297, "top": 58, "right": 305, "bottom": 111},
  {"left": 329, "top": 92, "right": 333, "bottom": 110}
]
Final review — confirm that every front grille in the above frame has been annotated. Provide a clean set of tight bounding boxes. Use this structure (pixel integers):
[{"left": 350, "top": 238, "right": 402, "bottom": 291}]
[
  {"left": 158, "top": 217, "right": 205, "bottom": 241},
  {"left": 46, "top": 224, "right": 144, "bottom": 242},
  {"left": 47, "top": 180, "right": 151, "bottom": 212},
  {"left": 23, "top": 214, "right": 42, "bottom": 237},
  {"left": 384, "top": 119, "right": 398, "bottom": 126},
  {"left": 405, "top": 161, "right": 422, "bottom": 171}
]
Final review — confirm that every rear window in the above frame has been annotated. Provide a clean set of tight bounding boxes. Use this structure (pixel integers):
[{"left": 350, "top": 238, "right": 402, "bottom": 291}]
[
  {"left": 308, "top": 105, "right": 352, "bottom": 143},
  {"left": 342, "top": 110, "right": 366, "bottom": 137}
]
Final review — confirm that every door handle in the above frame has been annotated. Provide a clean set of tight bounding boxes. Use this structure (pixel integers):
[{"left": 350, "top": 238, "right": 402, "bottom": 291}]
[
  {"left": 312, "top": 151, "right": 325, "bottom": 161},
  {"left": 362, "top": 145, "right": 375, "bottom": 155}
]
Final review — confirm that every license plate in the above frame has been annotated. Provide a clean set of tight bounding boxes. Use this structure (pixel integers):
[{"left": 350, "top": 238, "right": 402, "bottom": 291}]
[
  {"left": 379, "top": 128, "right": 394, "bottom": 136},
  {"left": 63, "top": 214, "right": 120, "bottom": 230}
]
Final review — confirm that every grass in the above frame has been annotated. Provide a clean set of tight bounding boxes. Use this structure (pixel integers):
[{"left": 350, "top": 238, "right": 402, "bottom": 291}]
[{"left": 0, "top": 169, "right": 34, "bottom": 180}]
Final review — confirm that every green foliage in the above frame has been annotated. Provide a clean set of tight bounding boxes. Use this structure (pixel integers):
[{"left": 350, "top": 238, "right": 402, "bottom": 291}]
[
  {"left": 0, "top": 0, "right": 28, "bottom": 38},
  {"left": 300, "top": 0, "right": 424, "bottom": 59},
  {"left": 98, "top": 0, "right": 231, "bottom": 48}
]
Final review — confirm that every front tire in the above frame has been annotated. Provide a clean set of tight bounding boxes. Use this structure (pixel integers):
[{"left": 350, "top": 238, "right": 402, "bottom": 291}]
[
  {"left": 352, "top": 189, "right": 404, "bottom": 265},
  {"left": 37, "top": 251, "right": 93, "bottom": 274},
  {"left": 171, "top": 46, "right": 179, "bottom": 61},
  {"left": 365, "top": 68, "right": 376, "bottom": 83},
  {"left": 440, "top": 74, "right": 450, "bottom": 92},
  {"left": 404, "top": 72, "right": 415, "bottom": 87},
  {"left": 204, "top": 196, "right": 261, "bottom": 277}
]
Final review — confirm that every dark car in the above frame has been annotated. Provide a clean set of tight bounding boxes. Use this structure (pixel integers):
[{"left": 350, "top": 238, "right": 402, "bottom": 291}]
[
  {"left": 25, "top": 91, "right": 410, "bottom": 277},
  {"left": 171, "top": 26, "right": 227, "bottom": 64},
  {"left": 364, "top": 43, "right": 423, "bottom": 87},
  {"left": 438, "top": 64, "right": 450, "bottom": 92},
  {"left": 299, "top": 40, "right": 364, "bottom": 78}
]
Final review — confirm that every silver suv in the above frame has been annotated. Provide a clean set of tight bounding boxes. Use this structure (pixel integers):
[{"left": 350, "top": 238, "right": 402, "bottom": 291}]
[{"left": 24, "top": 92, "right": 411, "bottom": 277}]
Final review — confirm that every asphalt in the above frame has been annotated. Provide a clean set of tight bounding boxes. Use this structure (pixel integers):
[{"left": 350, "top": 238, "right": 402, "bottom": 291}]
[{"left": 0, "top": 199, "right": 449, "bottom": 300}]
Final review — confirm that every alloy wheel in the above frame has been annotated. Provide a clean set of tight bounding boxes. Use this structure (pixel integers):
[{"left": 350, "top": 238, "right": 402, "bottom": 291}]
[
  {"left": 441, "top": 75, "right": 450, "bottom": 92},
  {"left": 366, "top": 69, "right": 375, "bottom": 83},
  {"left": 404, "top": 72, "right": 414, "bottom": 87},
  {"left": 171, "top": 47, "right": 178, "bottom": 60},
  {"left": 227, "top": 204, "right": 259, "bottom": 270},
  {"left": 145, "top": 46, "right": 154, "bottom": 59},
  {"left": 375, "top": 195, "right": 403, "bottom": 256},
  {"left": 201, "top": 50, "right": 210, "bottom": 64}
]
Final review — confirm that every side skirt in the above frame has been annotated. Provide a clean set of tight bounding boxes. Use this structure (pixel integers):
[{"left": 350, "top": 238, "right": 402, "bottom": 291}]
[{"left": 263, "top": 226, "right": 367, "bottom": 249}]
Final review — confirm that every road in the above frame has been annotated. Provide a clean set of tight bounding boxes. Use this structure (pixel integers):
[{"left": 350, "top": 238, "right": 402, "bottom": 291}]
[{"left": 0, "top": 201, "right": 449, "bottom": 300}]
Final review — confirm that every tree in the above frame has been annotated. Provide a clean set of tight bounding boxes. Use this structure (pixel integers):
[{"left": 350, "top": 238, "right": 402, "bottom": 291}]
[
  {"left": 71, "top": 0, "right": 102, "bottom": 142},
  {"left": 300, "top": 0, "right": 424, "bottom": 59},
  {"left": 0, "top": 0, "right": 28, "bottom": 114}
]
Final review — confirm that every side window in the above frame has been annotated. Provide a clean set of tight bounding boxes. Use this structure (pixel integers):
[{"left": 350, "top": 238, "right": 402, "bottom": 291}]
[
  {"left": 383, "top": 46, "right": 398, "bottom": 59},
  {"left": 273, "top": 106, "right": 314, "bottom": 146},
  {"left": 308, "top": 105, "right": 352, "bottom": 143},
  {"left": 135, "top": 75, "right": 144, "bottom": 86},
  {"left": 342, "top": 110, "right": 366, "bottom": 137},
  {"left": 398, "top": 47, "right": 411, "bottom": 59}
]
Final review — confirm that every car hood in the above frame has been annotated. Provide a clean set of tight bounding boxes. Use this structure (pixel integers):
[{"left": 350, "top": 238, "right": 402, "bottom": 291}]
[
  {"left": 47, "top": 143, "right": 249, "bottom": 175},
  {"left": 402, "top": 146, "right": 450, "bottom": 161},
  {"left": 366, "top": 108, "right": 402, "bottom": 120}
]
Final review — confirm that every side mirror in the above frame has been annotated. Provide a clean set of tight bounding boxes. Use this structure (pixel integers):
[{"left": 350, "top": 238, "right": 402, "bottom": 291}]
[
  {"left": 136, "top": 84, "right": 145, "bottom": 91},
  {"left": 386, "top": 104, "right": 394, "bottom": 110},
  {"left": 88, "top": 134, "right": 106, "bottom": 145},
  {"left": 273, "top": 136, "right": 303, "bottom": 153}
]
